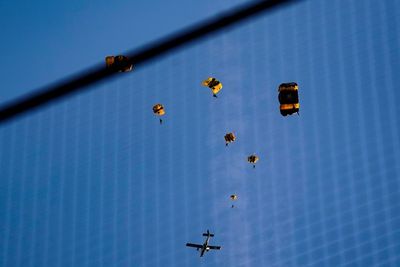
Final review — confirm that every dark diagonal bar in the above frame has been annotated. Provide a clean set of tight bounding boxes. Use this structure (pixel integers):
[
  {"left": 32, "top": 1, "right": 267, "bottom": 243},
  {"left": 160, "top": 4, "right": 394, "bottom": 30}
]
[{"left": 0, "top": 0, "right": 298, "bottom": 123}]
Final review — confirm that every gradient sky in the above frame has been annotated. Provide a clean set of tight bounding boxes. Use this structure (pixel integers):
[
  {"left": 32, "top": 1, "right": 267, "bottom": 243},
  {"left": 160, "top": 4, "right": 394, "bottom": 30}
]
[{"left": 1, "top": 0, "right": 400, "bottom": 267}]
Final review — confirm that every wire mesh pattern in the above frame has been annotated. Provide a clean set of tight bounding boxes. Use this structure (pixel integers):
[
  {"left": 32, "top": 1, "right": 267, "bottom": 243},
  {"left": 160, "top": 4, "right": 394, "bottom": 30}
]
[{"left": 0, "top": 0, "right": 400, "bottom": 266}]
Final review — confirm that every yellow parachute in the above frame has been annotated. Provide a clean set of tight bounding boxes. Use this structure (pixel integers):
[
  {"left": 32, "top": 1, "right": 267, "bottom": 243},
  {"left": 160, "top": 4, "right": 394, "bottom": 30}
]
[
  {"left": 224, "top": 132, "right": 236, "bottom": 146},
  {"left": 153, "top": 104, "right": 165, "bottom": 124},
  {"left": 278, "top": 82, "right": 299, "bottom": 116},
  {"left": 105, "top": 55, "right": 133, "bottom": 72},
  {"left": 202, "top": 77, "right": 222, "bottom": 97},
  {"left": 247, "top": 154, "right": 259, "bottom": 168}
]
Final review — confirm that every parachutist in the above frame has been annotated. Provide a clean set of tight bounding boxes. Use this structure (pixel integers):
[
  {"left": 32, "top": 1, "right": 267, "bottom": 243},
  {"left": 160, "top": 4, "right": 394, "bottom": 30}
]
[
  {"left": 230, "top": 194, "right": 237, "bottom": 208},
  {"left": 105, "top": 55, "right": 133, "bottom": 72},
  {"left": 224, "top": 133, "right": 236, "bottom": 146},
  {"left": 248, "top": 154, "right": 259, "bottom": 167},
  {"left": 153, "top": 104, "right": 165, "bottom": 124},
  {"left": 202, "top": 77, "right": 222, "bottom": 97},
  {"left": 278, "top": 82, "right": 299, "bottom": 116}
]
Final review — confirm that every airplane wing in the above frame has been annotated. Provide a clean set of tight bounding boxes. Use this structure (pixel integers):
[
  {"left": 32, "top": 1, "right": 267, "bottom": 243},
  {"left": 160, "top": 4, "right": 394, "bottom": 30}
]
[
  {"left": 186, "top": 243, "right": 202, "bottom": 249},
  {"left": 207, "top": 245, "right": 221, "bottom": 250}
]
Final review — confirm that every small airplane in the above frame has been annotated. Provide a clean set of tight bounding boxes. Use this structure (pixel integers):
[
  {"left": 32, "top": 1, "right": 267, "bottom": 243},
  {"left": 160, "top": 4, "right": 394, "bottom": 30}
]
[{"left": 186, "top": 230, "right": 222, "bottom": 257}]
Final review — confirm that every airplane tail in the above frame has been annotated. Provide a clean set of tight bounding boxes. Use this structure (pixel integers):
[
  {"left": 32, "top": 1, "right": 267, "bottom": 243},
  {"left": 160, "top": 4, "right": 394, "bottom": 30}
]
[
  {"left": 203, "top": 233, "right": 214, "bottom": 237},
  {"left": 203, "top": 230, "right": 214, "bottom": 237}
]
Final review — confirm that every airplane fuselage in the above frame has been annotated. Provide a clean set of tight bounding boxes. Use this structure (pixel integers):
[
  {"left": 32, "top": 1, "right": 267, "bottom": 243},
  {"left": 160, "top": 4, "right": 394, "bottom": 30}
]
[{"left": 199, "top": 237, "right": 210, "bottom": 257}]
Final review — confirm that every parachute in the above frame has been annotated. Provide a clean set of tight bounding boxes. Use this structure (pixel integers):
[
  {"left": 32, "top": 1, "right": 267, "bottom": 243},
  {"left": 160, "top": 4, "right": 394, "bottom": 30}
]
[
  {"left": 153, "top": 104, "right": 165, "bottom": 124},
  {"left": 247, "top": 154, "right": 259, "bottom": 168},
  {"left": 202, "top": 77, "right": 222, "bottom": 97},
  {"left": 230, "top": 194, "right": 238, "bottom": 208},
  {"left": 278, "top": 82, "right": 299, "bottom": 116},
  {"left": 105, "top": 55, "right": 133, "bottom": 72},
  {"left": 224, "top": 132, "right": 236, "bottom": 146}
]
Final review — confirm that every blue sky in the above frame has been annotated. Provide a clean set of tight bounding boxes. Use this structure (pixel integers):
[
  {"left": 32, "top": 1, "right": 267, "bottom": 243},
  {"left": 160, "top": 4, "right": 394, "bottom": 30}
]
[{"left": 1, "top": 0, "right": 400, "bottom": 267}]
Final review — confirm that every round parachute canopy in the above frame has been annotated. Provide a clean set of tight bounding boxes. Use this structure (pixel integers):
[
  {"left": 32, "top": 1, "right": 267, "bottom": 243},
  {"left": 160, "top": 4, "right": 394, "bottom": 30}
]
[
  {"left": 224, "top": 132, "right": 236, "bottom": 144},
  {"left": 202, "top": 77, "right": 222, "bottom": 96},
  {"left": 230, "top": 194, "right": 238, "bottom": 200},
  {"left": 153, "top": 104, "right": 165, "bottom": 116},
  {"left": 247, "top": 154, "right": 259, "bottom": 164}
]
